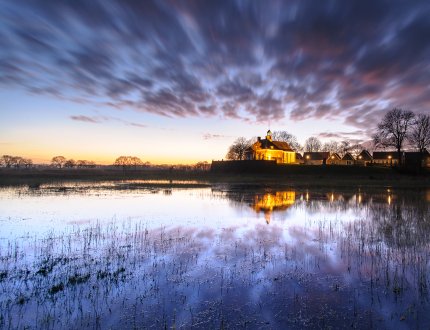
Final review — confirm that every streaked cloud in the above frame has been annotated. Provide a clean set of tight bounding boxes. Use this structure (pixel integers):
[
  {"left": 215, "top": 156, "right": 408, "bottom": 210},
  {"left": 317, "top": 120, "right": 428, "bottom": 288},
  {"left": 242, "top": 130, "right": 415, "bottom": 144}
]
[
  {"left": 70, "top": 115, "right": 102, "bottom": 124},
  {"left": 1, "top": 0, "right": 430, "bottom": 138},
  {"left": 70, "top": 114, "right": 146, "bottom": 128}
]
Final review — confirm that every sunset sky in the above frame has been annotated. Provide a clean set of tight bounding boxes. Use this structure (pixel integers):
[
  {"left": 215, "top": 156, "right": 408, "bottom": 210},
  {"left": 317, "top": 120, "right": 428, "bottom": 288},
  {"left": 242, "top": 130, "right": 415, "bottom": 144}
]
[{"left": 1, "top": 0, "right": 430, "bottom": 164}]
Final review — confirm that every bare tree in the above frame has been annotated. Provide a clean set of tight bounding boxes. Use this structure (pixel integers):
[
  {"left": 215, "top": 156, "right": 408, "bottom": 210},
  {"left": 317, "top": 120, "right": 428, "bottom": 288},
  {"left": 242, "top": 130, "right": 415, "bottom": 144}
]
[
  {"left": 1, "top": 155, "right": 15, "bottom": 168},
  {"left": 51, "top": 156, "right": 67, "bottom": 168},
  {"left": 321, "top": 141, "right": 341, "bottom": 154},
  {"left": 226, "top": 137, "right": 252, "bottom": 160},
  {"left": 13, "top": 157, "right": 26, "bottom": 168},
  {"left": 272, "top": 131, "right": 302, "bottom": 152},
  {"left": 373, "top": 108, "right": 415, "bottom": 164},
  {"left": 22, "top": 158, "right": 33, "bottom": 168},
  {"left": 194, "top": 161, "right": 210, "bottom": 171},
  {"left": 410, "top": 113, "right": 430, "bottom": 153},
  {"left": 114, "top": 156, "right": 143, "bottom": 170},
  {"left": 0, "top": 155, "right": 33, "bottom": 168},
  {"left": 349, "top": 143, "right": 363, "bottom": 157},
  {"left": 75, "top": 160, "right": 96, "bottom": 168},
  {"left": 64, "top": 159, "right": 76, "bottom": 168},
  {"left": 304, "top": 137, "right": 322, "bottom": 152}
]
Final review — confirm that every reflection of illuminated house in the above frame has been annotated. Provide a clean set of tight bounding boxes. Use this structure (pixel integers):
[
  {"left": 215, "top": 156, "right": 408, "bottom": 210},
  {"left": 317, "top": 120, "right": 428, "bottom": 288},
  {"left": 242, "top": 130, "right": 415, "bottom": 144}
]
[
  {"left": 326, "top": 192, "right": 344, "bottom": 202},
  {"left": 246, "top": 130, "right": 296, "bottom": 164},
  {"left": 253, "top": 191, "right": 296, "bottom": 224}
]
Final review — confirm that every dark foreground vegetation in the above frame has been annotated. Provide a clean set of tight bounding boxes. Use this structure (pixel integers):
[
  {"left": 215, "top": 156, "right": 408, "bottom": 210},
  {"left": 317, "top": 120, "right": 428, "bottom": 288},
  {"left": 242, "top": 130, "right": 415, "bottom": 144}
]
[{"left": 1, "top": 164, "right": 429, "bottom": 188}]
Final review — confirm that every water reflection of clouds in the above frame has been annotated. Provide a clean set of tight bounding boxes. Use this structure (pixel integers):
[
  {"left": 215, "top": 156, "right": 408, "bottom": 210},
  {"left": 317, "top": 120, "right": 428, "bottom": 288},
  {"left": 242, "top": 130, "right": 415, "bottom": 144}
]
[{"left": 1, "top": 183, "right": 430, "bottom": 328}]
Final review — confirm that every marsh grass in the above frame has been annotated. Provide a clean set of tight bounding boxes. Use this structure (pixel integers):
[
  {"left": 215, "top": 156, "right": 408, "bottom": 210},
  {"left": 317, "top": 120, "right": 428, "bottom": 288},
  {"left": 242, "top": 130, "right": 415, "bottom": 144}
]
[{"left": 1, "top": 194, "right": 430, "bottom": 329}]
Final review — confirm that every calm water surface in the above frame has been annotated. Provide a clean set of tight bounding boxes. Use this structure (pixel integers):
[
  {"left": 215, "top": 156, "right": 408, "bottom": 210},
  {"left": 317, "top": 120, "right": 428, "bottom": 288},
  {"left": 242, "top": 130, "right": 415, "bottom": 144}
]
[{"left": 0, "top": 181, "right": 429, "bottom": 329}]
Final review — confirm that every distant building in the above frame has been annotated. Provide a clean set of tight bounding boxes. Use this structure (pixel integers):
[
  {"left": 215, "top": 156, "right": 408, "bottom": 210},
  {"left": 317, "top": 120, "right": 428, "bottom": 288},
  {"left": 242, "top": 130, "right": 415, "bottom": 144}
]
[
  {"left": 404, "top": 150, "right": 430, "bottom": 168},
  {"left": 356, "top": 150, "right": 373, "bottom": 166},
  {"left": 326, "top": 153, "right": 342, "bottom": 165},
  {"left": 295, "top": 152, "right": 304, "bottom": 164},
  {"left": 373, "top": 151, "right": 399, "bottom": 166},
  {"left": 340, "top": 152, "right": 355, "bottom": 165},
  {"left": 303, "top": 152, "right": 330, "bottom": 165},
  {"left": 246, "top": 130, "right": 296, "bottom": 164}
]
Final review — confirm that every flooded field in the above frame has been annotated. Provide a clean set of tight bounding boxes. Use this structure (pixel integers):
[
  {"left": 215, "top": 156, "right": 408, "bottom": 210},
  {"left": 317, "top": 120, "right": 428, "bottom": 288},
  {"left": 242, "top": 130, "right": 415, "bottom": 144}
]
[{"left": 0, "top": 181, "right": 429, "bottom": 329}]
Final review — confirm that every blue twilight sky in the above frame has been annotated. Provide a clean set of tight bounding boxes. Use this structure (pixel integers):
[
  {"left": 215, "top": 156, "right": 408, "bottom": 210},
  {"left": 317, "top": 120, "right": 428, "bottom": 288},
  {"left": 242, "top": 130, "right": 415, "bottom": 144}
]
[{"left": 1, "top": 0, "right": 430, "bottom": 164}]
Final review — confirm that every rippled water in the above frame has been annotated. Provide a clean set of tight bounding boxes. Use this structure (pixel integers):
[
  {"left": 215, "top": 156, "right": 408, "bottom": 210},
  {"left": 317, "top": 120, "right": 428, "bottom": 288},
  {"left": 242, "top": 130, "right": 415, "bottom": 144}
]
[{"left": 0, "top": 181, "right": 429, "bottom": 329}]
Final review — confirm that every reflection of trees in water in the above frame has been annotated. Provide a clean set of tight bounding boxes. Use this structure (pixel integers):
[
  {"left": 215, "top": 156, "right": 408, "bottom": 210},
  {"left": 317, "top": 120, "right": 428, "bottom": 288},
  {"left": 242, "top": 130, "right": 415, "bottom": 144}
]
[
  {"left": 369, "top": 194, "right": 430, "bottom": 248},
  {"left": 2, "top": 186, "right": 430, "bottom": 328}
]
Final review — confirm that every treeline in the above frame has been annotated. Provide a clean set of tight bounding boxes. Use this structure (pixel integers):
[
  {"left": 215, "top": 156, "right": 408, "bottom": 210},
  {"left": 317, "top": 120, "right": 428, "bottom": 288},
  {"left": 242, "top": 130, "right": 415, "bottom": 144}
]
[
  {"left": 51, "top": 156, "right": 96, "bottom": 168},
  {"left": 0, "top": 154, "right": 211, "bottom": 171},
  {"left": 0, "top": 155, "right": 33, "bottom": 168}
]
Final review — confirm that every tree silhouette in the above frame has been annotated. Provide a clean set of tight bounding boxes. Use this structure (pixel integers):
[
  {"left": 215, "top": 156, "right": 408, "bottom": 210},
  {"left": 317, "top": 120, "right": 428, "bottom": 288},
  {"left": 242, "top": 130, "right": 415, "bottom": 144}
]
[
  {"left": 226, "top": 137, "right": 252, "bottom": 160},
  {"left": 304, "top": 137, "right": 322, "bottom": 152},
  {"left": 114, "top": 156, "right": 143, "bottom": 170},
  {"left": 322, "top": 141, "right": 341, "bottom": 154},
  {"left": 1, "top": 155, "right": 15, "bottom": 168},
  {"left": 51, "top": 156, "right": 67, "bottom": 168},
  {"left": 272, "top": 131, "right": 302, "bottom": 151},
  {"left": 373, "top": 108, "right": 414, "bottom": 164},
  {"left": 410, "top": 113, "right": 430, "bottom": 153},
  {"left": 1, "top": 155, "right": 33, "bottom": 168},
  {"left": 64, "top": 159, "right": 76, "bottom": 168}
]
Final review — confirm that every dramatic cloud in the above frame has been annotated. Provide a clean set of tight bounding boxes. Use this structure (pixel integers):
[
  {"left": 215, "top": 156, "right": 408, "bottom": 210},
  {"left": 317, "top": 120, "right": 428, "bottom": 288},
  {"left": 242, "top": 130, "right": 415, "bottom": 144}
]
[{"left": 1, "top": 0, "right": 430, "bottom": 136}]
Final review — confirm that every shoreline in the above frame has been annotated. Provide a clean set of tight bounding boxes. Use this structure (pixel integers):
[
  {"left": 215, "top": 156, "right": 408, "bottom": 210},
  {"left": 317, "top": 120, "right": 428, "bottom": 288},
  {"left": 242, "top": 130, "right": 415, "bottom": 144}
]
[{"left": 0, "top": 165, "right": 429, "bottom": 188}]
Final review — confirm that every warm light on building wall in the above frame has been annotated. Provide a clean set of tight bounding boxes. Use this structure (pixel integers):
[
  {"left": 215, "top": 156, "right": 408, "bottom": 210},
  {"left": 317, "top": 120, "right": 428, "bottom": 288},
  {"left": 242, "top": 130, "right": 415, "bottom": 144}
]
[{"left": 306, "top": 155, "right": 310, "bottom": 159}]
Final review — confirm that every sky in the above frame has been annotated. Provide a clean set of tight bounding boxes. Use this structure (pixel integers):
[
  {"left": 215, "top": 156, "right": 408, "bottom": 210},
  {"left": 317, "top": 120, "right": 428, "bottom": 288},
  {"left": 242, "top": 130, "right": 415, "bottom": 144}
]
[{"left": 1, "top": 0, "right": 430, "bottom": 164}]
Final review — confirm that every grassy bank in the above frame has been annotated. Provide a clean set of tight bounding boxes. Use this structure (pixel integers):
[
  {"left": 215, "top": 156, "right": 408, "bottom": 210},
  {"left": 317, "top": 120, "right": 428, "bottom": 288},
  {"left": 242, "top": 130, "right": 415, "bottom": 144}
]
[{"left": 0, "top": 165, "right": 429, "bottom": 188}]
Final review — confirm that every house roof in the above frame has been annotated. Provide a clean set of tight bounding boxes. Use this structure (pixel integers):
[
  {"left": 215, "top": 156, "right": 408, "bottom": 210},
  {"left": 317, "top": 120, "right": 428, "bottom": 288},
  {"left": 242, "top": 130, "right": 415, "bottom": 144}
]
[
  {"left": 255, "top": 138, "right": 294, "bottom": 152},
  {"left": 342, "top": 152, "right": 355, "bottom": 161},
  {"left": 328, "top": 153, "right": 341, "bottom": 160},
  {"left": 303, "top": 152, "right": 330, "bottom": 160},
  {"left": 357, "top": 150, "right": 373, "bottom": 160}
]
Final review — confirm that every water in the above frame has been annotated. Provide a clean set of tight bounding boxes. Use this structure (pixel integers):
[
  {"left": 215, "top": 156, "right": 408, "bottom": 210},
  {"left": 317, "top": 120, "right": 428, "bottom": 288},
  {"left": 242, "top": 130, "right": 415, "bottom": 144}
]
[{"left": 0, "top": 181, "right": 429, "bottom": 329}]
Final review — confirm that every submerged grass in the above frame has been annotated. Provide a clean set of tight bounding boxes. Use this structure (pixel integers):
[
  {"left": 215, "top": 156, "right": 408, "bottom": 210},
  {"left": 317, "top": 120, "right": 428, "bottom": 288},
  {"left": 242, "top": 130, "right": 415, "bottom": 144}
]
[{"left": 0, "top": 194, "right": 429, "bottom": 328}]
